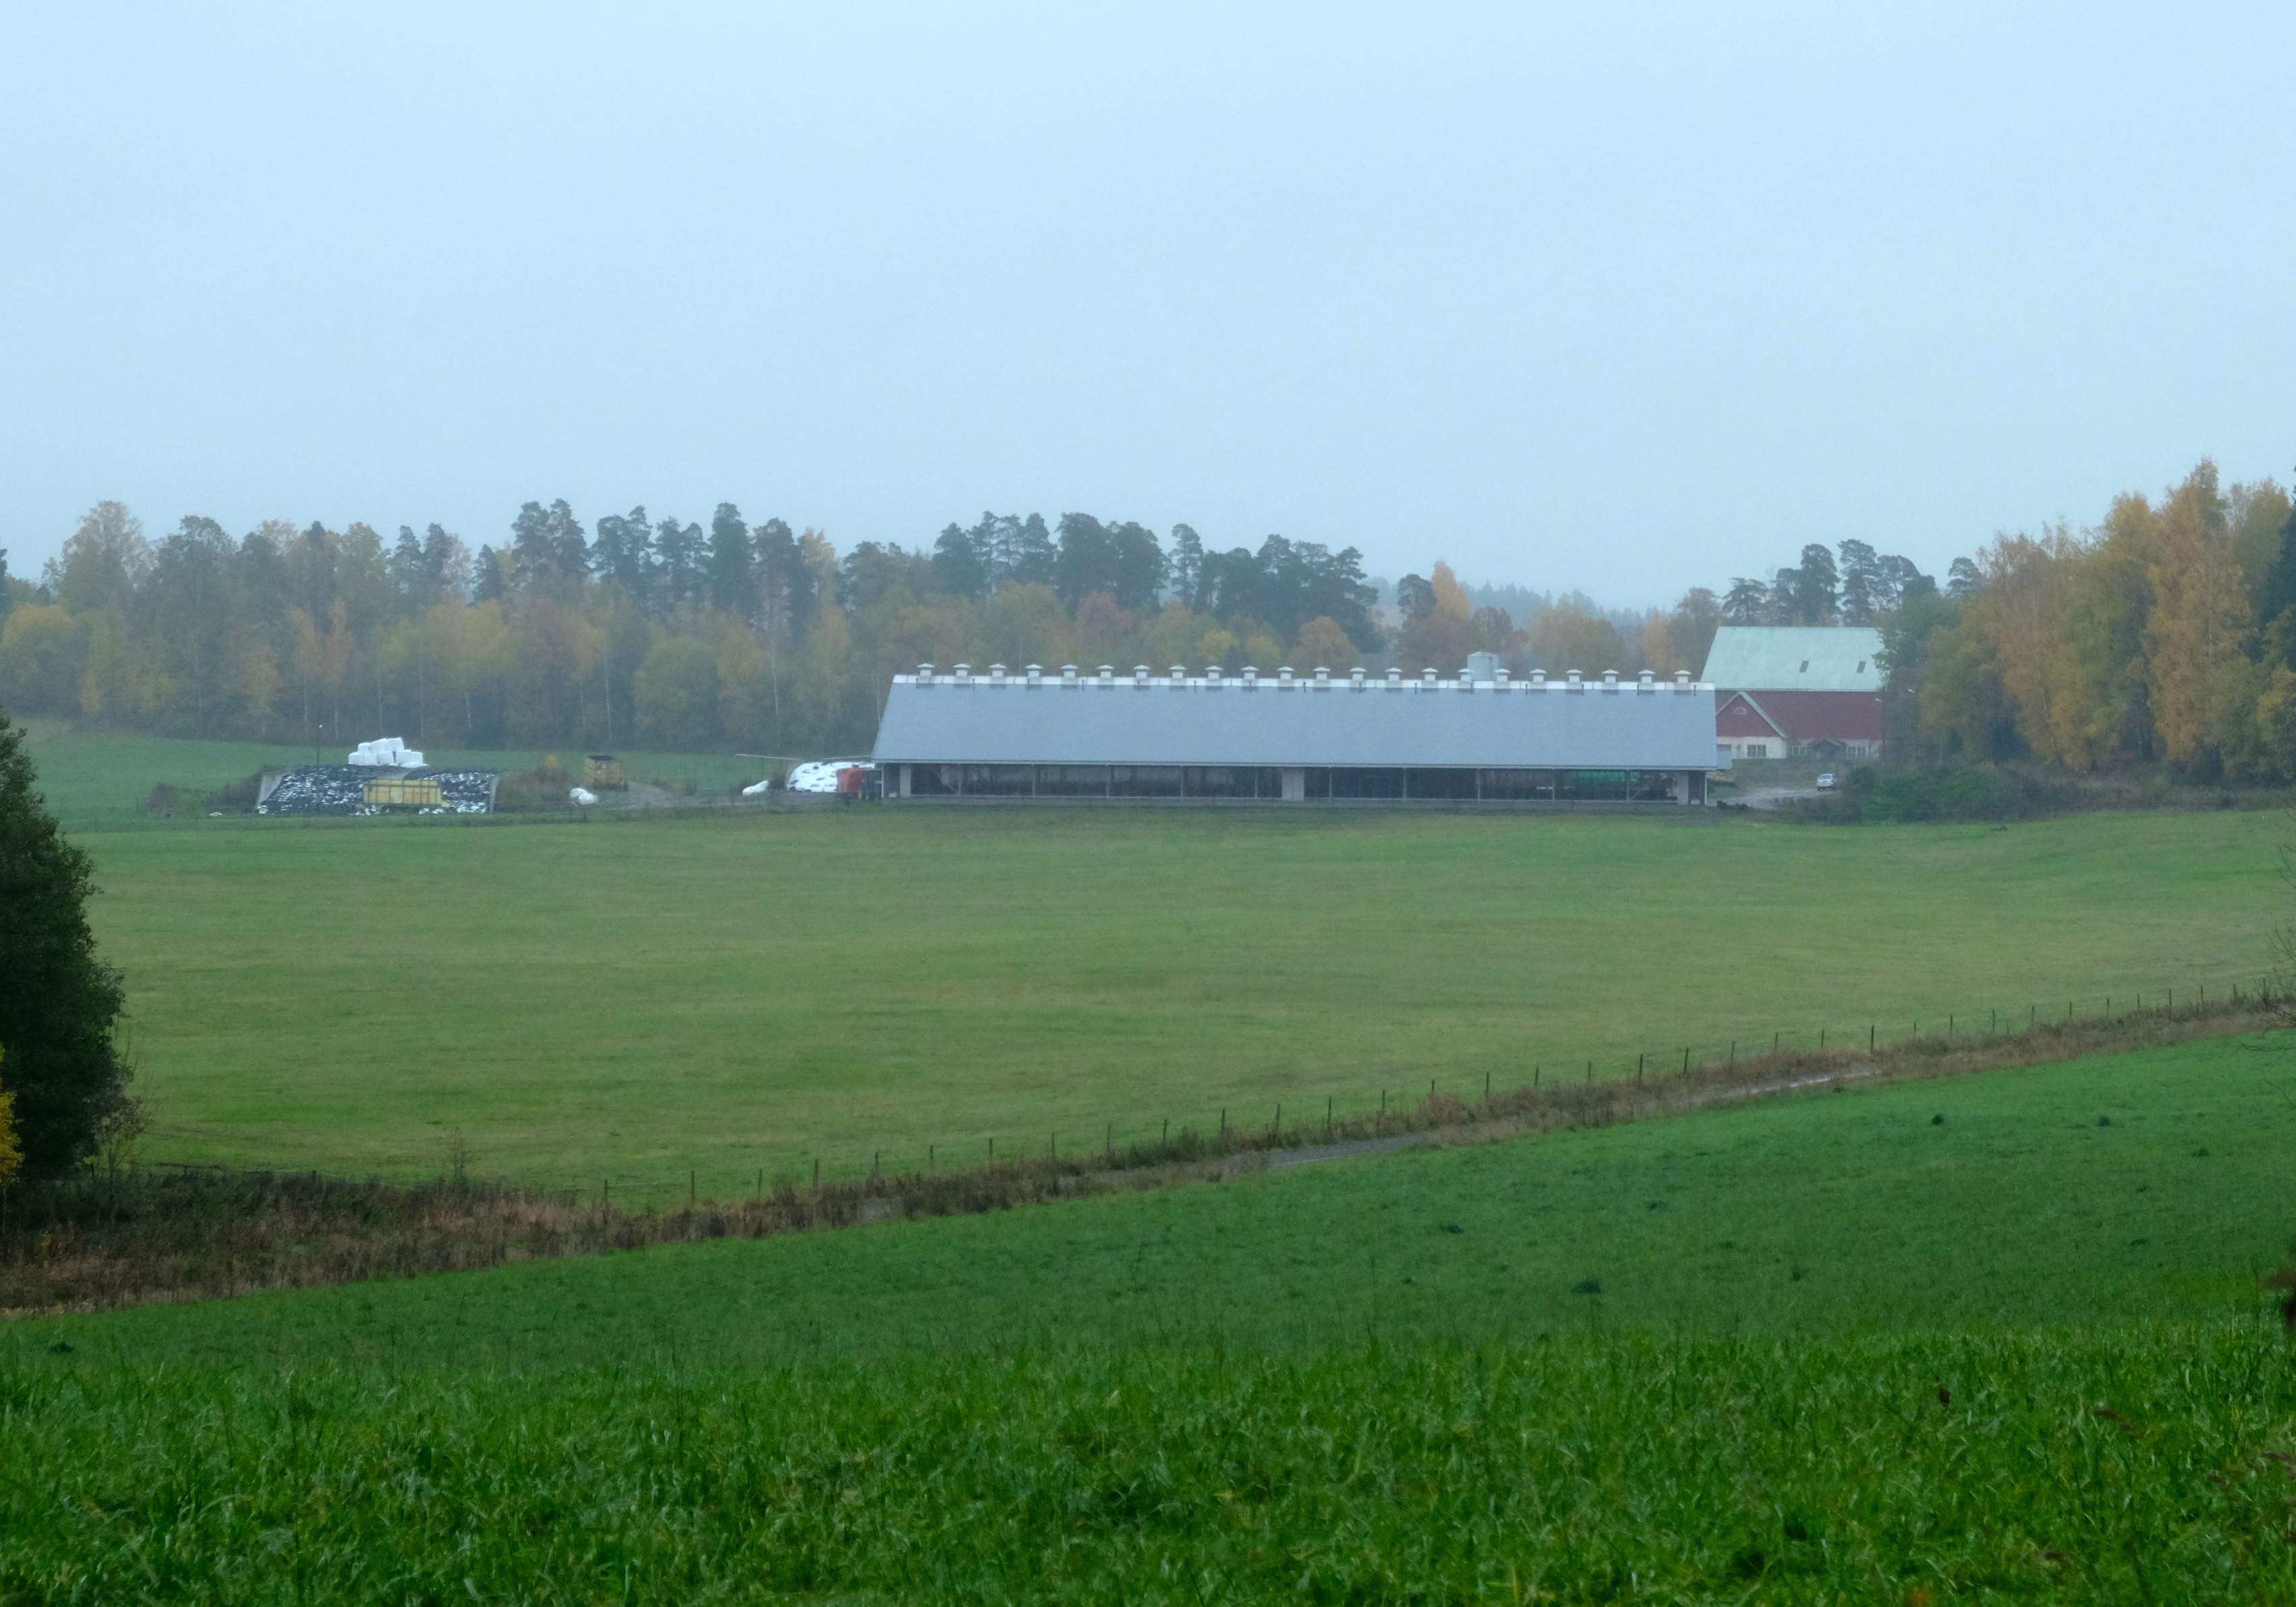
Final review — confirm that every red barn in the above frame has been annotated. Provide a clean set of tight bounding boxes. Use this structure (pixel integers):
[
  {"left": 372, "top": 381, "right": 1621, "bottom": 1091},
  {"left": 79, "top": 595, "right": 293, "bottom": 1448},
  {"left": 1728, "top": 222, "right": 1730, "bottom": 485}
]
[{"left": 1700, "top": 626, "right": 1885, "bottom": 761}]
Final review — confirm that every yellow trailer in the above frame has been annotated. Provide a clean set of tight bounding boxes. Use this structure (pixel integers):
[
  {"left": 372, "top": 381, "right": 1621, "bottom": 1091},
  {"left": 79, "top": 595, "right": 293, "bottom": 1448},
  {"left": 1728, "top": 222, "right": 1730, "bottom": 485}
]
[{"left": 362, "top": 776, "right": 444, "bottom": 809}]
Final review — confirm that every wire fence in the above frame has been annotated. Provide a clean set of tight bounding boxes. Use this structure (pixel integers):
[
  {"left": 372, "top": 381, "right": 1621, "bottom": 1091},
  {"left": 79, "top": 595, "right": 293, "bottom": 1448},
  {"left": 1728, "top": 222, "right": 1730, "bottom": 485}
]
[{"left": 127, "top": 965, "right": 2291, "bottom": 1210}]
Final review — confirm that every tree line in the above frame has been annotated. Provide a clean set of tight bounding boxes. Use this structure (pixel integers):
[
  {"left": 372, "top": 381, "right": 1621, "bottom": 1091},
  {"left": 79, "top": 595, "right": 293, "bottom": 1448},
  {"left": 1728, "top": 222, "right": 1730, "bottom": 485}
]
[
  {"left": 3, "top": 459, "right": 2287, "bottom": 778},
  {"left": 0, "top": 504, "right": 1401, "bottom": 756},
  {"left": 1881, "top": 461, "right": 2296, "bottom": 780}
]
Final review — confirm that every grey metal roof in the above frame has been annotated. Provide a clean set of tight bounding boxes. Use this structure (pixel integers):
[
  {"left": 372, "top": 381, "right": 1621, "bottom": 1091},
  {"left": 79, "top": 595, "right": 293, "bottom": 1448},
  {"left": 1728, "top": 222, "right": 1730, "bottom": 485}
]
[
  {"left": 1700, "top": 626, "right": 1883, "bottom": 692},
  {"left": 873, "top": 665, "right": 1725, "bottom": 769}
]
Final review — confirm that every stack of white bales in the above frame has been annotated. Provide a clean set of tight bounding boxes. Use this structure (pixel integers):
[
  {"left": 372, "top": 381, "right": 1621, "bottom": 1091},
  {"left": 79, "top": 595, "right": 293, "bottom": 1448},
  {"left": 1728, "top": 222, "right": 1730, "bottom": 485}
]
[{"left": 346, "top": 736, "right": 426, "bottom": 767}]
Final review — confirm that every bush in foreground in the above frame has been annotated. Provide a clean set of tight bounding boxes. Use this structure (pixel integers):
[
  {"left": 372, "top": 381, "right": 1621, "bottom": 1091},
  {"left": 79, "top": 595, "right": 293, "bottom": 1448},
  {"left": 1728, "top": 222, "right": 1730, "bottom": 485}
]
[
  {"left": 3, "top": 1324, "right": 2293, "bottom": 1601},
  {"left": 0, "top": 707, "right": 131, "bottom": 1177}
]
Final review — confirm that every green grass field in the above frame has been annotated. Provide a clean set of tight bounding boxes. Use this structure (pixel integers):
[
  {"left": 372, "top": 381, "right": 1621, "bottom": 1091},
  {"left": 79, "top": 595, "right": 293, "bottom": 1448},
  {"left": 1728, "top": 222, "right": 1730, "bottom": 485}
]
[
  {"left": 13, "top": 1037, "right": 2284, "bottom": 1364},
  {"left": 66, "top": 790, "right": 2285, "bottom": 1194},
  {"left": 6, "top": 1042, "right": 2293, "bottom": 1600}
]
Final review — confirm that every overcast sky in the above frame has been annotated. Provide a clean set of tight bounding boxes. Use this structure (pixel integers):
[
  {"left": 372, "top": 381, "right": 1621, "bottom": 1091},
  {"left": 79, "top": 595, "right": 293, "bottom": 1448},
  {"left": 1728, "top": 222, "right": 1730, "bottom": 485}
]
[{"left": 5, "top": 2, "right": 2291, "bottom": 599}]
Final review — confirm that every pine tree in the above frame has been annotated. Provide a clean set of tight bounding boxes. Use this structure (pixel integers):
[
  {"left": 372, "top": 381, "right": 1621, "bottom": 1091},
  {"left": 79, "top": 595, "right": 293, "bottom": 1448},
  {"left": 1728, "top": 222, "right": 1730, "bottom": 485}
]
[
  {"left": 1004, "top": 515, "right": 1056, "bottom": 587},
  {"left": 931, "top": 523, "right": 987, "bottom": 600},
  {"left": 1789, "top": 544, "right": 1839, "bottom": 624},
  {"left": 0, "top": 707, "right": 132, "bottom": 1177},
  {"left": 654, "top": 517, "right": 701, "bottom": 614},
  {"left": 708, "top": 503, "right": 757, "bottom": 620},
  {"left": 1167, "top": 524, "right": 1204, "bottom": 608},
  {"left": 472, "top": 544, "right": 508, "bottom": 603},
  {"left": 546, "top": 499, "right": 588, "bottom": 581},
  {"left": 2258, "top": 498, "right": 2296, "bottom": 667},
  {"left": 1721, "top": 577, "right": 1770, "bottom": 623},
  {"left": 1836, "top": 539, "right": 1882, "bottom": 624},
  {"left": 507, "top": 502, "right": 554, "bottom": 589},
  {"left": 390, "top": 525, "right": 428, "bottom": 605}
]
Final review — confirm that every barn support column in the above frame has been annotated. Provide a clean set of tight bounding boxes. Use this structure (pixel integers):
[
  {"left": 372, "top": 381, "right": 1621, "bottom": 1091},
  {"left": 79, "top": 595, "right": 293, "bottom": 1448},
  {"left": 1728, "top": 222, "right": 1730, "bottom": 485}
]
[{"left": 1282, "top": 767, "right": 1304, "bottom": 802}]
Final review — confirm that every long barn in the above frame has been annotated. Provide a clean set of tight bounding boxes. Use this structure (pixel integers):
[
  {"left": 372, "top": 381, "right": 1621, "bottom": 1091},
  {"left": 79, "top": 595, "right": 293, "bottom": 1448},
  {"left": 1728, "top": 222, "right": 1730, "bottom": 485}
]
[{"left": 871, "top": 662, "right": 1725, "bottom": 805}]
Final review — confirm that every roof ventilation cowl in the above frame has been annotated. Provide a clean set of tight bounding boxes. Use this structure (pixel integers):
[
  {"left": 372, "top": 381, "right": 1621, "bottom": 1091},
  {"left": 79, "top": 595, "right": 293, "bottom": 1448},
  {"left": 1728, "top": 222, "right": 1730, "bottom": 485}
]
[
  {"left": 1133, "top": 664, "right": 1151, "bottom": 686},
  {"left": 989, "top": 663, "right": 1007, "bottom": 684},
  {"left": 1673, "top": 670, "right": 1691, "bottom": 691},
  {"left": 1601, "top": 670, "right": 1618, "bottom": 691},
  {"left": 1530, "top": 669, "right": 1547, "bottom": 687},
  {"left": 1026, "top": 664, "right": 1043, "bottom": 686},
  {"left": 1170, "top": 664, "right": 1187, "bottom": 684},
  {"left": 1383, "top": 668, "right": 1400, "bottom": 688},
  {"left": 1566, "top": 670, "right": 1583, "bottom": 691},
  {"left": 1098, "top": 664, "right": 1114, "bottom": 684},
  {"left": 917, "top": 662, "right": 934, "bottom": 682},
  {"left": 1241, "top": 666, "right": 1257, "bottom": 687},
  {"left": 1278, "top": 666, "right": 1295, "bottom": 686},
  {"left": 1637, "top": 669, "right": 1655, "bottom": 693},
  {"left": 1314, "top": 667, "right": 1331, "bottom": 688},
  {"left": 1354, "top": 667, "right": 1371, "bottom": 690},
  {"left": 1205, "top": 666, "right": 1222, "bottom": 688},
  {"left": 1495, "top": 667, "right": 1510, "bottom": 687},
  {"left": 954, "top": 662, "right": 972, "bottom": 684}
]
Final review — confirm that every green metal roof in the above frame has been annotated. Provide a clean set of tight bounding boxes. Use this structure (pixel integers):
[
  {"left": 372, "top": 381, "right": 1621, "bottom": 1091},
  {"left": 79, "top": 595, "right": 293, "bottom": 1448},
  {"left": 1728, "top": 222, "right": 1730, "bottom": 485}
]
[{"left": 1698, "top": 626, "right": 1883, "bottom": 692}]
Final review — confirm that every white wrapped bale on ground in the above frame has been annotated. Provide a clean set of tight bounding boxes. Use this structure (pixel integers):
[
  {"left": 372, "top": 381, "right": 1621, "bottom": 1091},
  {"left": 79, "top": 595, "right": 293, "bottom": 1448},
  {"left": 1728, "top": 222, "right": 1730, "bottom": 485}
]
[
  {"left": 741, "top": 777, "right": 773, "bottom": 796},
  {"left": 569, "top": 786, "right": 600, "bottom": 807}
]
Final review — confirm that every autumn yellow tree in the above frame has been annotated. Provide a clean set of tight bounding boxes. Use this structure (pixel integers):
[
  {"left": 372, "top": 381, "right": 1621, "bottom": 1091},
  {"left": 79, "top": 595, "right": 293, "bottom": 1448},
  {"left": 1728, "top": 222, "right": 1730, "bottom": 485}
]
[
  {"left": 2142, "top": 462, "right": 2251, "bottom": 769},
  {"left": 1292, "top": 615, "right": 1356, "bottom": 672},
  {"left": 0, "top": 1045, "right": 20, "bottom": 1194}
]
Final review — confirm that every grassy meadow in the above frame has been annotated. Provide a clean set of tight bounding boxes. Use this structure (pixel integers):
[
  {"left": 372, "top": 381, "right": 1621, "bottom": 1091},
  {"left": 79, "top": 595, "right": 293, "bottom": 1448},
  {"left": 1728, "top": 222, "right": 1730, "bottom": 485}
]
[
  {"left": 6, "top": 1040, "right": 2295, "bottom": 1599},
  {"left": 11, "top": 1036, "right": 2285, "bottom": 1364},
  {"left": 52, "top": 774, "right": 2283, "bottom": 1194}
]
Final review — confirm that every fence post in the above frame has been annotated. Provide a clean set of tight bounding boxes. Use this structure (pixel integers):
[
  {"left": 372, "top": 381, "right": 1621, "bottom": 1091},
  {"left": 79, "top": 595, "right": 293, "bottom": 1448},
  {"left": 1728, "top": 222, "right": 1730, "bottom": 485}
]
[
  {"left": 1682, "top": 1047, "right": 1690, "bottom": 1076},
  {"left": 813, "top": 1158, "right": 820, "bottom": 1189},
  {"left": 928, "top": 1144, "right": 934, "bottom": 1172},
  {"left": 1219, "top": 1109, "right": 1227, "bottom": 1137},
  {"left": 1485, "top": 1070, "right": 1491, "bottom": 1101},
  {"left": 757, "top": 1168, "right": 764, "bottom": 1200},
  {"left": 1869, "top": 1025, "right": 1874, "bottom": 1052},
  {"left": 690, "top": 1169, "right": 696, "bottom": 1205},
  {"left": 1637, "top": 1053, "right": 1644, "bottom": 1082},
  {"left": 1948, "top": 1014, "right": 1953, "bottom": 1039},
  {"left": 1820, "top": 1028, "right": 1827, "bottom": 1050},
  {"left": 1535, "top": 1064, "right": 1542, "bottom": 1086},
  {"left": 872, "top": 1151, "right": 880, "bottom": 1178},
  {"left": 1106, "top": 1122, "right": 1114, "bottom": 1160},
  {"left": 1586, "top": 1060, "right": 1592, "bottom": 1083},
  {"left": 602, "top": 1178, "right": 609, "bottom": 1208},
  {"left": 1729, "top": 1041, "right": 1735, "bottom": 1067},
  {"left": 1324, "top": 1098, "right": 1331, "bottom": 1135},
  {"left": 1773, "top": 1031, "right": 1779, "bottom": 1054},
  {"left": 1273, "top": 1105, "right": 1281, "bottom": 1136}
]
